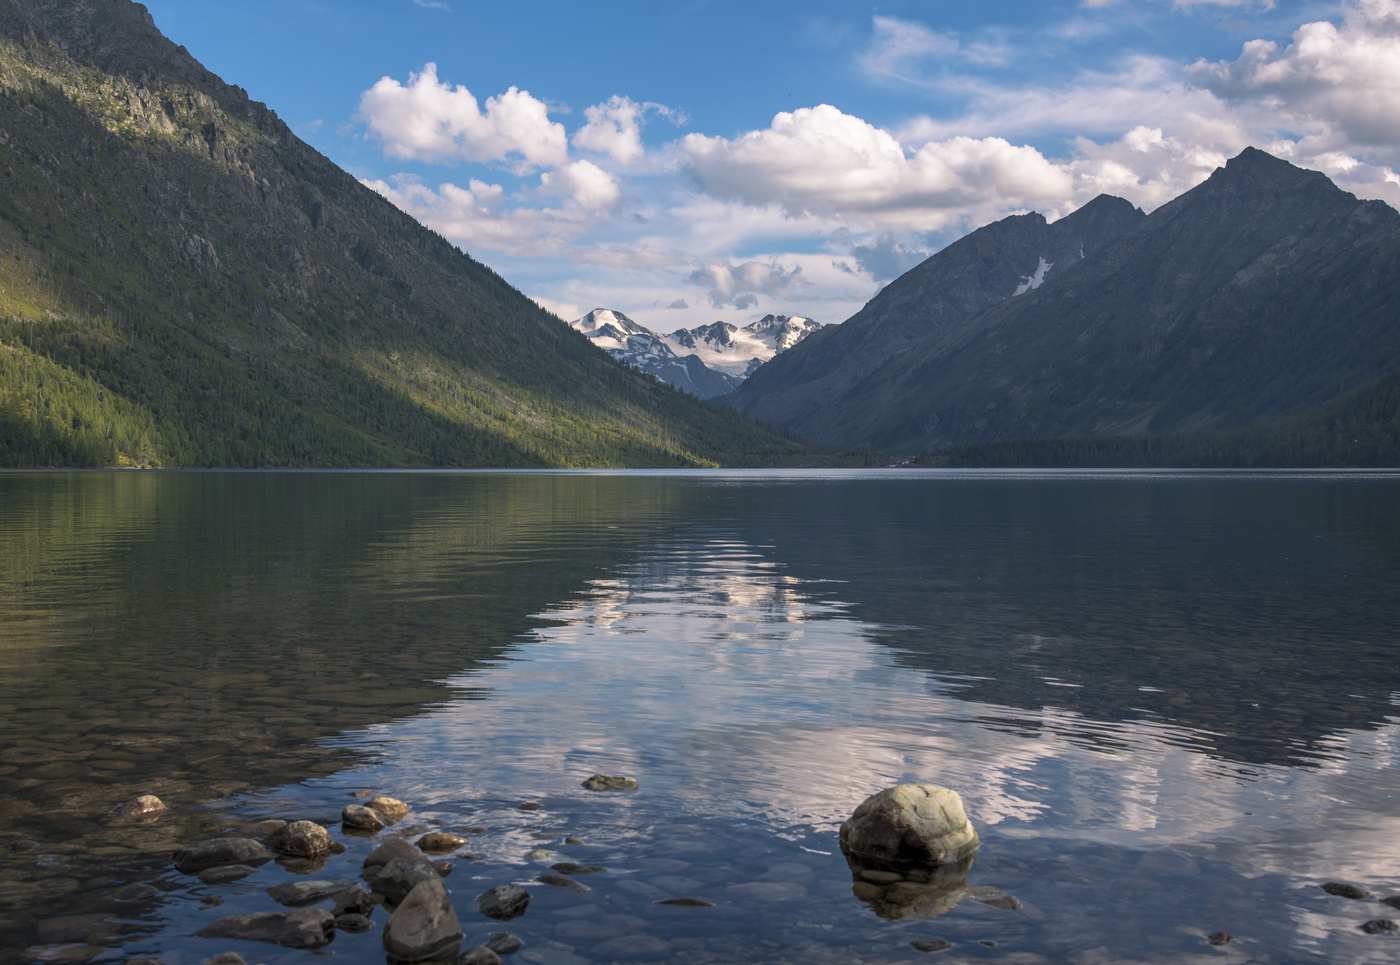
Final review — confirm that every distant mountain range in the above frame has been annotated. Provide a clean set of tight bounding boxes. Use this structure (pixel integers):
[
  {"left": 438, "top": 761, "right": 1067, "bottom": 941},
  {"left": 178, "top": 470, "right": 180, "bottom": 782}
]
[
  {"left": 569, "top": 309, "right": 823, "bottom": 399},
  {"left": 0, "top": 0, "right": 822, "bottom": 468},
  {"left": 729, "top": 148, "right": 1400, "bottom": 456}
]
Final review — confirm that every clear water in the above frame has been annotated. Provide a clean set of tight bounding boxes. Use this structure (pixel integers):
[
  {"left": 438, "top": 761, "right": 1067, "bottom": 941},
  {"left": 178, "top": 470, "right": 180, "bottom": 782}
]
[{"left": 2, "top": 470, "right": 1399, "bottom": 964}]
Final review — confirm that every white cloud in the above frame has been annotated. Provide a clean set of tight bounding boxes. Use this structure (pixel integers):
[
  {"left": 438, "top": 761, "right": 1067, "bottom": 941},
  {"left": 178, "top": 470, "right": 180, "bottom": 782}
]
[
  {"left": 412, "top": 0, "right": 450, "bottom": 9},
  {"left": 539, "top": 159, "right": 621, "bottom": 210},
  {"left": 686, "top": 259, "right": 803, "bottom": 310},
  {"left": 359, "top": 63, "right": 567, "bottom": 171},
  {"left": 682, "top": 104, "right": 1073, "bottom": 230},
  {"left": 1186, "top": 0, "right": 1400, "bottom": 152}
]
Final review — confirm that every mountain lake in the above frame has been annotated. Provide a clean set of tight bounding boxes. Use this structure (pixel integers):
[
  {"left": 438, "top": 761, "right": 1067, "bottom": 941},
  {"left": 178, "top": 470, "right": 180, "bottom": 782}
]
[{"left": 1, "top": 469, "right": 1399, "bottom": 965}]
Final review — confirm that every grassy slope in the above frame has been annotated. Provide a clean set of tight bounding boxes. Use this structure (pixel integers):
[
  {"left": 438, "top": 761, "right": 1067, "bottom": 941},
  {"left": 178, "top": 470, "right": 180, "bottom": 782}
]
[
  {"left": 914, "top": 366, "right": 1400, "bottom": 468},
  {"left": 0, "top": 19, "right": 825, "bottom": 468}
]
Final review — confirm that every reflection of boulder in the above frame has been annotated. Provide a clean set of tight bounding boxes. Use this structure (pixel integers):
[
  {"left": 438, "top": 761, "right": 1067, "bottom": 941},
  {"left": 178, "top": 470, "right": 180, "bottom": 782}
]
[{"left": 845, "top": 850, "right": 975, "bottom": 920}]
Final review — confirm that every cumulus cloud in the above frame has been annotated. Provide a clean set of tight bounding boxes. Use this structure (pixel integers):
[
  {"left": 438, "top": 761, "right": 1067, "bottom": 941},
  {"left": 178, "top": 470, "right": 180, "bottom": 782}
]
[
  {"left": 360, "top": 63, "right": 567, "bottom": 170},
  {"left": 686, "top": 259, "right": 803, "bottom": 310},
  {"left": 539, "top": 159, "right": 621, "bottom": 210},
  {"left": 682, "top": 104, "right": 1073, "bottom": 230},
  {"left": 572, "top": 95, "right": 685, "bottom": 165},
  {"left": 1186, "top": 0, "right": 1400, "bottom": 151}
]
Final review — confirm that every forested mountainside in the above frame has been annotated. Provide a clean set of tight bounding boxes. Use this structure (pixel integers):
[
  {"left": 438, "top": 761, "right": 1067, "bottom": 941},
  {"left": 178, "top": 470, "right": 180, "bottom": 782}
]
[
  {"left": 730, "top": 150, "right": 1400, "bottom": 458},
  {"left": 0, "top": 0, "right": 819, "bottom": 468}
]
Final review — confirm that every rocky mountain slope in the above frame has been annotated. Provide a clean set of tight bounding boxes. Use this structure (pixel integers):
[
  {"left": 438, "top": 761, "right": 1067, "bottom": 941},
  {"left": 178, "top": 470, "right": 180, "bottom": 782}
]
[
  {"left": 730, "top": 149, "right": 1400, "bottom": 454},
  {"left": 569, "top": 309, "right": 822, "bottom": 399},
  {"left": 0, "top": 0, "right": 816, "bottom": 467}
]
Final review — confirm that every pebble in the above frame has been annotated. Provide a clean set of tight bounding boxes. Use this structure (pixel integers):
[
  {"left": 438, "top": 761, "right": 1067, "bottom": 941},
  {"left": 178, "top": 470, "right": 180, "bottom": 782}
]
[
  {"left": 383, "top": 878, "right": 463, "bottom": 964},
  {"left": 198, "top": 864, "right": 258, "bottom": 885},
  {"left": 110, "top": 794, "right": 166, "bottom": 821},
  {"left": 563, "top": 837, "right": 583, "bottom": 845},
  {"left": 1360, "top": 919, "right": 1397, "bottom": 935},
  {"left": 536, "top": 873, "right": 589, "bottom": 894},
  {"left": 551, "top": 862, "right": 604, "bottom": 875},
  {"left": 1321, "top": 882, "right": 1368, "bottom": 899},
  {"left": 367, "top": 797, "right": 410, "bottom": 822},
  {"left": 1207, "top": 932, "right": 1232, "bottom": 946},
  {"left": 478, "top": 884, "right": 531, "bottom": 921},
  {"left": 419, "top": 832, "right": 468, "bottom": 854},
  {"left": 653, "top": 897, "right": 714, "bottom": 908},
  {"left": 910, "top": 939, "right": 953, "bottom": 953},
  {"left": 172, "top": 837, "right": 273, "bottom": 874},
  {"left": 344, "top": 804, "right": 389, "bottom": 831},
  {"left": 459, "top": 948, "right": 505, "bottom": 965},
  {"left": 194, "top": 909, "right": 335, "bottom": 949},
  {"left": 264, "top": 821, "right": 334, "bottom": 858},
  {"left": 486, "top": 931, "right": 524, "bottom": 954},
  {"left": 351, "top": 790, "right": 375, "bottom": 798},
  {"left": 581, "top": 774, "right": 638, "bottom": 792}
]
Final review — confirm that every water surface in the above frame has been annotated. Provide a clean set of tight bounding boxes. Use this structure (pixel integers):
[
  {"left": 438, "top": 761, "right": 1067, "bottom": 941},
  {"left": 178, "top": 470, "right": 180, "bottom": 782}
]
[{"left": 2, "top": 470, "right": 1399, "bottom": 964}]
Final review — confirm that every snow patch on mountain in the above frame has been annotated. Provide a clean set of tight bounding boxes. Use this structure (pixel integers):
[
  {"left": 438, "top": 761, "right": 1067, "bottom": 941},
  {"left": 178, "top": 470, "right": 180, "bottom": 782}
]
[{"left": 1014, "top": 257, "right": 1053, "bottom": 296}]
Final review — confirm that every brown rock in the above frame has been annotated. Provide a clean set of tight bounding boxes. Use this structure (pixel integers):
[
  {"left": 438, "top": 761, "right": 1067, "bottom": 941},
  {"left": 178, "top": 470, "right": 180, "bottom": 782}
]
[
  {"left": 581, "top": 774, "right": 638, "bottom": 792},
  {"left": 194, "top": 909, "right": 335, "bottom": 949},
  {"left": 364, "top": 836, "right": 426, "bottom": 873},
  {"left": 343, "top": 805, "right": 388, "bottom": 832},
  {"left": 458, "top": 948, "right": 504, "bottom": 965},
  {"left": 367, "top": 797, "right": 409, "bottom": 822},
  {"left": 111, "top": 794, "right": 167, "bottom": 821},
  {"left": 265, "top": 820, "right": 333, "bottom": 857},
  {"left": 418, "top": 832, "right": 468, "bottom": 854}
]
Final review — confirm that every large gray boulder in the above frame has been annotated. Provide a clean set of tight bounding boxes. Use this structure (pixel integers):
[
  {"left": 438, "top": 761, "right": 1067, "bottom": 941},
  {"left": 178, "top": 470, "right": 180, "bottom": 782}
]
[
  {"left": 839, "top": 784, "right": 979, "bottom": 866},
  {"left": 382, "top": 878, "right": 462, "bottom": 963}
]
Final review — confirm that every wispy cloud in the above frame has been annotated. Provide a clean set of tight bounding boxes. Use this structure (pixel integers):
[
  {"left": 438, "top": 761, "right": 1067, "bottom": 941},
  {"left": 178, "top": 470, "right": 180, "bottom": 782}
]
[{"left": 412, "top": 0, "right": 450, "bottom": 10}]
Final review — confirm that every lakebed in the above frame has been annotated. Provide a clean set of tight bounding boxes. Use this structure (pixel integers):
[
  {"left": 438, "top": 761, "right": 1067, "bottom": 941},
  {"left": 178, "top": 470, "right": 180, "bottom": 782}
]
[{"left": 2, "top": 469, "right": 1399, "bottom": 964}]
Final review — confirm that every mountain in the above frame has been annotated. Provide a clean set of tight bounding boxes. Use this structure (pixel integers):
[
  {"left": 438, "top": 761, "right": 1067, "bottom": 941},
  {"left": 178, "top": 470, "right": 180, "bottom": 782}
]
[
  {"left": 730, "top": 149, "right": 1400, "bottom": 454},
  {"left": 727, "top": 194, "right": 1145, "bottom": 445},
  {"left": 569, "top": 309, "right": 823, "bottom": 399},
  {"left": 569, "top": 309, "right": 740, "bottom": 399},
  {"left": 0, "top": 0, "right": 818, "bottom": 468}
]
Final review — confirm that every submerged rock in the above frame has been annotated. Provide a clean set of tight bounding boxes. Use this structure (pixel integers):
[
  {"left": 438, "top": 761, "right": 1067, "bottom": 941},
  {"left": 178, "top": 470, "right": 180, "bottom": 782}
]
[
  {"left": 364, "top": 837, "right": 426, "bottom": 874},
  {"left": 333, "top": 885, "right": 383, "bottom": 916},
  {"left": 1382, "top": 896, "right": 1400, "bottom": 910},
  {"left": 1361, "top": 919, "right": 1397, "bottom": 935},
  {"left": 114, "top": 882, "right": 159, "bottom": 903},
  {"left": 194, "top": 909, "right": 335, "bottom": 949},
  {"left": 581, "top": 774, "right": 638, "bottom": 792},
  {"left": 843, "top": 851, "right": 975, "bottom": 921},
  {"left": 478, "top": 884, "right": 530, "bottom": 921},
  {"left": 383, "top": 878, "right": 462, "bottom": 963},
  {"left": 265, "top": 820, "right": 334, "bottom": 857},
  {"left": 110, "top": 794, "right": 167, "bottom": 821},
  {"left": 910, "top": 939, "right": 953, "bottom": 953},
  {"left": 1322, "top": 882, "right": 1368, "bottom": 899},
  {"left": 458, "top": 947, "right": 504, "bottom": 965},
  {"left": 485, "top": 932, "right": 523, "bottom": 954},
  {"left": 1207, "top": 932, "right": 1233, "bottom": 946},
  {"left": 840, "top": 784, "right": 979, "bottom": 866},
  {"left": 343, "top": 804, "right": 389, "bottom": 832},
  {"left": 536, "top": 873, "right": 589, "bottom": 894},
  {"left": 198, "top": 864, "right": 257, "bottom": 885},
  {"left": 654, "top": 897, "right": 714, "bottom": 908},
  {"left": 962, "top": 885, "right": 1022, "bottom": 911},
  {"left": 551, "top": 862, "right": 604, "bottom": 875},
  {"left": 267, "top": 879, "right": 355, "bottom": 908},
  {"left": 517, "top": 802, "right": 542, "bottom": 811},
  {"left": 173, "top": 837, "right": 272, "bottom": 874},
  {"left": 336, "top": 913, "right": 375, "bottom": 934}
]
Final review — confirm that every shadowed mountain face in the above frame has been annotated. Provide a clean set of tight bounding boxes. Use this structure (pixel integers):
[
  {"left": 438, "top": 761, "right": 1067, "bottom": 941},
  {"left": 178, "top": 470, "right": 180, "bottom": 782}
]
[
  {"left": 731, "top": 150, "right": 1400, "bottom": 454},
  {"left": 0, "top": 0, "right": 808, "bottom": 468},
  {"left": 727, "top": 195, "right": 1145, "bottom": 445}
]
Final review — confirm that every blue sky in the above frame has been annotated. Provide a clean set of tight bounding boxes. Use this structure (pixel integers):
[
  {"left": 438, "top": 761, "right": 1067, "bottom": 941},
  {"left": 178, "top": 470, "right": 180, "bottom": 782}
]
[{"left": 144, "top": 0, "right": 1400, "bottom": 331}]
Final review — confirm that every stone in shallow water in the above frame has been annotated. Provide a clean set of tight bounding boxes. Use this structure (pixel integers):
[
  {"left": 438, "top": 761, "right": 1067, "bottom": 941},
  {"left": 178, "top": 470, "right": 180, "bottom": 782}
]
[
  {"left": 365, "top": 836, "right": 426, "bottom": 873},
  {"left": 267, "top": 879, "right": 355, "bottom": 907},
  {"left": 839, "top": 784, "right": 979, "bottom": 866},
  {"left": 1383, "top": 896, "right": 1400, "bottom": 910},
  {"left": 962, "top": 885, "right": 1022, "bottom": 911},
  {"left": 172, "top": 837, "right": 272, "bottom": 874},
  {"left": 367, "top": 797, "right": 409, "bottom": 822},
  {"left": 333, "top": 885, "right": 382, "bottom": 916},
  {"left": 343, "top": 805, "right": 388, "bottom": 832},
  {"left": 336, "top": 912, "right": 375, "bottom": 934},
  {"left": 1360, "top": 919, "right": 1397, "bottom": 935},
  {"left": 383, "top": 878, "right": 462, "bottom": 963},
  {"left": 517, "top": 802, "right": 543, "bottom": 811},
  {"left": 581, "top": 774, "right": 638, "bottom": 792},
  {"left": 910, "top": 938, "right": 953, "bottom": 953},
  {"left": 536, "top": 873, "right": 589, "bottom": 894},
  {"left": 418, "top": 832, "right": 468, "bottom": 854},
  {"left": 524, "top": 849, "right": 551, "bottom": 861},
  {"left": 198, "top": 864, "right": 258, "bottom": 885},
  {"left": 1321, "top": 881, "right": 1368, "bottom": 899},
  {"left": 372, "top": 857, "right": 441, "bottom": 904},
  {"left": 653, "top": 897, "right": 714, "bottom": 908},
  {"left": 264, "top": 820, "right": 333, "bottom": 857},
  {"left": 486, "top": 932, "right": 523, "bottom": 954},
  {"left": 1207, "top": 932, "right": 1232, "bottom": 946},
  {"left": 459, "top": 948, "right": 504, "bottom": 965},
  {"left": 550, "top": 862, "right": 604, "bottom": 875},
  {"left": 194, "top": 909, "right": 335, "bottom": 949},
  {"left": 114, "top": 882, "right": 159, "bottom": 902},
  {"left": 110, "top": 794, "right": 166, "bottom": 821},
  {"left": 478, "top": 884, "right": 530, "bottom": 921}
]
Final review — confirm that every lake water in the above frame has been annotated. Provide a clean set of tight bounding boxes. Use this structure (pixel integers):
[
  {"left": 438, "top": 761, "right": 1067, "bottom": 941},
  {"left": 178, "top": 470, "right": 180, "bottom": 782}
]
[{"left": 2, "top": 470, "right": 1399, "bottom": 965}]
